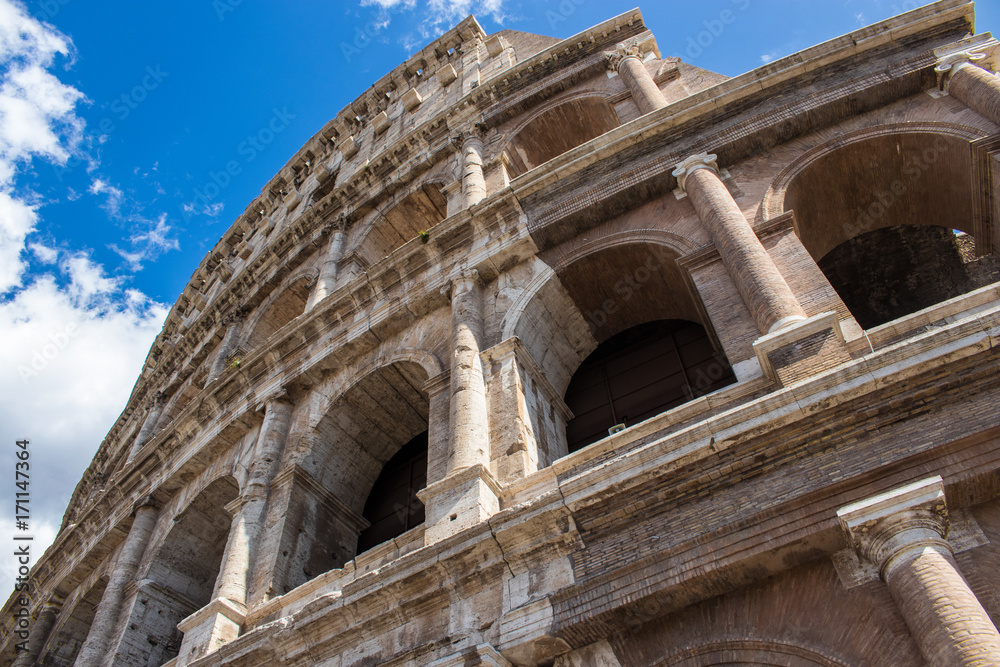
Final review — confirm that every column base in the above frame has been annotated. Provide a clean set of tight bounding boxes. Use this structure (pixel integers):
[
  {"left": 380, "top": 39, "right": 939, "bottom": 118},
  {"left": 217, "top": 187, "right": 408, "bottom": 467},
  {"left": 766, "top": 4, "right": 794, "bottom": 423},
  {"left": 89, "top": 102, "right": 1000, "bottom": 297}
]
[
  {"left": 418, "top": 464, "right": 501, "bottom": 544},
  {"left": 175, "top": 597, "right": 246, "bottom": 666},
  {"left": 753, "top": 312, "right": 851, "bottom": 386}
]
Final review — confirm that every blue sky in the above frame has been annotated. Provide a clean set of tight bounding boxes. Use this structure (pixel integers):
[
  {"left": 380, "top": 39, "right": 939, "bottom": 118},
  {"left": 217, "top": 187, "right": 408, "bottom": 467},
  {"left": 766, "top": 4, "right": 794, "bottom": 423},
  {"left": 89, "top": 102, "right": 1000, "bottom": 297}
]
[{"left": 1, "top": 0, "right": 996, "bottom": 597}]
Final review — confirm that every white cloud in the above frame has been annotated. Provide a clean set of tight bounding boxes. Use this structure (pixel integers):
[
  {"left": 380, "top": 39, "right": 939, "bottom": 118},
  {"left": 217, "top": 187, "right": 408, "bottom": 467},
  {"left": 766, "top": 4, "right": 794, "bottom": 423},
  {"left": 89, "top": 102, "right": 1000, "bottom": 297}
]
[
  {"left": 360, "top": 0, "right": 506, "bottom": 41},
  {"left": 110, "top": 213, "right": 180, "bottom": 271},
  {"left": 29, "top": 242, "right": 57, "bottom": 263},
  {"left": 89, "top": 177, "right": 124, "bottom": 217},
  {"left": 0, "top": 0, "right": 170, "bottom": 601},
  {"left": 0, "top": 190, "right": 39, "bottom": 293},
  {"left": 0, "top": 257, "right": 168, "bottom": 599}
]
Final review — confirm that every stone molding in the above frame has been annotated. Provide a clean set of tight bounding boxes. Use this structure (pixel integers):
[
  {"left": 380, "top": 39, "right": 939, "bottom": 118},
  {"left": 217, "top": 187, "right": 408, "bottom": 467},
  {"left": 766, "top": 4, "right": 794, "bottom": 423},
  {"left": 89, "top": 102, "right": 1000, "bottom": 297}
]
[{"left": 177, "top": 596, "right": 248, "bottom": 634}]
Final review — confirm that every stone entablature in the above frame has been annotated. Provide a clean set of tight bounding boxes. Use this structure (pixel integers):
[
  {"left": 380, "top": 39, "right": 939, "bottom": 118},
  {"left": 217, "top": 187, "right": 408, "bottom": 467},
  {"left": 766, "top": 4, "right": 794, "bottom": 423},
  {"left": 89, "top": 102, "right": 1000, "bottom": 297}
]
[{"left": 9, "top": 1, "right": 1000, "bottom": 665}]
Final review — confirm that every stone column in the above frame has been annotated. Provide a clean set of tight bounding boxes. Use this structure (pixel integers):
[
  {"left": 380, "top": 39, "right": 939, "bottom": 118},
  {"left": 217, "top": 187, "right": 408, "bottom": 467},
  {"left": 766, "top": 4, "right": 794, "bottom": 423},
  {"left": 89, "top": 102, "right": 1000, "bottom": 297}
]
[
  {"left": 241, "top": 393, "right": 294, "bottom": 604},
  {"left": 305, "top": 216, "right": 348, "bottom": 312},
  {"left": 423, "top": 371, "right": 452, "bottom": 486},
  {"left": 206, "top": 314, "right": 243, "bottom": 384},
  {"left": 447, "top": 270, "right": 490, "bottom": 474},
  {"left": 126, "top": 392, "right": 165, "bottom": 463},
  {"left": 458, "top": 131, "right": 487, "bottom": 209},
  {"left": 212, "top": 497, "right": 250, "bottom": 605},
  {"left": 674, "top": 153, "right": 807, "bottom": 334},
  {"left": 75, "top": 499, "right": 160, "bottom": 667},
  {"left": 605, "top": 40, "right": 666, "bottom": 115},
  {"left": 418, "top": 271, "right": 499, "bottom": 544},
  {"left": 938, "top": 52, "right": 1000, "bottom": 127},
  {"left": 11, "top": 597, "right": 61, "bottom": 667},
  {"left": 838, "top": 476, "right": 1000, "bottom": 666}
]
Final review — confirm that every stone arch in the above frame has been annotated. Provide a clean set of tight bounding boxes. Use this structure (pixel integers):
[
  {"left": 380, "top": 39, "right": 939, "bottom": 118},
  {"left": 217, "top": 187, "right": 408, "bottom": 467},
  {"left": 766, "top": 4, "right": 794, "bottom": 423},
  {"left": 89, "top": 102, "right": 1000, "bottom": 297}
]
[
  {"left": 114, "top": 476, "right": 240, "bottom": 666},
  {"left": 37, "top": 578, "right": 108, "bottom": 666},
  {"left": 660, "top": 639, "right": 853, "bottom": 667},
  {"left": 241, "top": 271, "right": 316, "bottom": 350},
  {"left": 760, "top": 123, "right": 999, "bottom": 328},
  {"left": 353, "top": 181, "right": 449, "bottom": 266},
  {"left": 505, "top": 238, "right": 718, "bottom": 398},
  {"left": 760, "top": 123, "right": 991, "bottom": 257},
  {"left": 340, "top": 347, "right": 443, "bottom": 403},
  {"left": 502, "top": 238, "right": 734, "bottom": 457},
  {"left": 266, "top": 357, "right": 435, "bottom": 595},
  {"left": 502, "top": 94, "right": 621, "bottom": 178}
]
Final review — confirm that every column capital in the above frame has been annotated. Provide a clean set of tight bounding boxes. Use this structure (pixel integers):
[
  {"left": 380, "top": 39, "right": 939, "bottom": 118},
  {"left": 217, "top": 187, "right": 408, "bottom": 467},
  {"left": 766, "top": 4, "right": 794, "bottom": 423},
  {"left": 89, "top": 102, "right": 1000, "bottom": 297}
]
[
  {"left": 149, "top": 390, "right": 166, "bottom": 409},
  {"left": 133, "top": 494, "right": 162, "bottom": 514},
  {"left": 935, "top": 50, "right": 991, "bottom": 87},
  {"left": 672, "top": 153, "right": 720, "bottom": 192},
  {"left": 452, "top": 127, "right": 486, "bottom": 150},
  {"left": 422, "top": 370, "right": 452, "bottom": 398},
  {"left": 837, "top": 476, "right": 950, "bottom": 576},
  {"left": 603, "top": 39, "right": 644, "bottom": 71},
  {"left": 222, "top": 309, "right": 244, "bottom": 327},
  {"left": 256, "top": 388, "right": 291, "bottom": 413},
  {"left": 442, "top": 268, "right": 482, "bottom": 300},
  {"left": 323, "top": 210, "right": 350, "bottom": 235}
]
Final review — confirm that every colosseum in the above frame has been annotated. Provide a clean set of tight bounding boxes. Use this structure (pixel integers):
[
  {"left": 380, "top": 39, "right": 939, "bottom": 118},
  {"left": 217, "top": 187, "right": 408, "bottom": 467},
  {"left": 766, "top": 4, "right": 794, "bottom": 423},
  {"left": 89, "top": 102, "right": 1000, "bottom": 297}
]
[{"left": 5, "top": 0, "right": 1000, "bottom": 665}]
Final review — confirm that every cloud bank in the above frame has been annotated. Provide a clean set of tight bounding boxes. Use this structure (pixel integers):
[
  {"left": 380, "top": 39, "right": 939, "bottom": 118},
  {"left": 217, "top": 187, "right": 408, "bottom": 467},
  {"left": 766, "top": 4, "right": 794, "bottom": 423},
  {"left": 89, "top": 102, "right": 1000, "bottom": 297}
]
[{"left": 0, "top": 0, "right": 169, "bottom": 600}]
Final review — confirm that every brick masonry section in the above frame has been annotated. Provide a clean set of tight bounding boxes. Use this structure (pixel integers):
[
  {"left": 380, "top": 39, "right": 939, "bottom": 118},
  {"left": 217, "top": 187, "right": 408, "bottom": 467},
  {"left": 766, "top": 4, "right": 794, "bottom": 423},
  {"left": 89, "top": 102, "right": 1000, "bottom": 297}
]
[{"left": 766, "top": 328, "right": 852, "bottom": 387}]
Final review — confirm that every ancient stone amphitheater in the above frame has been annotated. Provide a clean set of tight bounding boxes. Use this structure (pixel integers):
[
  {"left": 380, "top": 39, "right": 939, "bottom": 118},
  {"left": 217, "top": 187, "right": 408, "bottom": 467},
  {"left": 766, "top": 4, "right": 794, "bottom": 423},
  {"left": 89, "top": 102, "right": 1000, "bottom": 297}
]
[{"left": 6, "top": 1, "right": 1000, "bottom": 665}]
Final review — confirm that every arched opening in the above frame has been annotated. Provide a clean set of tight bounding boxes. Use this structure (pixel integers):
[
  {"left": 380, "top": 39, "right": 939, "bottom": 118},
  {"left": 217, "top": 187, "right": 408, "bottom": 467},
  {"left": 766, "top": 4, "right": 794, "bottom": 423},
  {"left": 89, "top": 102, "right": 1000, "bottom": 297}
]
[
  {"left": 38, "top": 578, "right": 107, "bottom": 666},
  {"left": 245, "top": 276, "right": 311, "bottom": 348},
  {"left": 273, "top": 361, "right": 432, "bottom": 594},
  {"left": 504, "top": 97, "right": 620, "bottom": 178},
  {"left": 564, "top": 320, "right": 736, "bottom": 452},
  {"left": 817, "top": 224, "right": 988, "bottom": 329},
  {"left": 355, "top": 183, "right": 448, "bottom": 265},
  {"left": 783, "top": 132, "right": 1000, "bottom": 328},
  {"left": 507, "top": 242, "right": 735, "bottom": 460},
  {"left": 115, "top": 476, "right": 238, "bottom": 666},
  {"left": 357, "top": 430, "right": 428, "bottom": 553}
]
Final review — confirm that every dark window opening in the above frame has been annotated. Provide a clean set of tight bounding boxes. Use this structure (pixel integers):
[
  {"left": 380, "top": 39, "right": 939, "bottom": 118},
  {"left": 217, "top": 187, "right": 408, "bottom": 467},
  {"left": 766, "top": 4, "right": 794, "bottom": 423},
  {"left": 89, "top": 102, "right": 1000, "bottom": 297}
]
[
  {"left": 818, "top": 225, "right": 999, "bottom": 329},
  {"left": 357, "top": 431, "right": 428, "bottom": 553},
  {"left": 564, "top": 320, "right": 736, "bottom": 453}
]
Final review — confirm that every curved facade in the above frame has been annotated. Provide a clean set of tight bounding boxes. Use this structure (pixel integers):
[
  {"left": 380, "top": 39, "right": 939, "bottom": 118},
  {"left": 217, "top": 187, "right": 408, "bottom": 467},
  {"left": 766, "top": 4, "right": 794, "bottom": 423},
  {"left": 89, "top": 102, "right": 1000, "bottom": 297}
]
[{"left": 6, "top": 1, "right": 1000, "bottom": 665}]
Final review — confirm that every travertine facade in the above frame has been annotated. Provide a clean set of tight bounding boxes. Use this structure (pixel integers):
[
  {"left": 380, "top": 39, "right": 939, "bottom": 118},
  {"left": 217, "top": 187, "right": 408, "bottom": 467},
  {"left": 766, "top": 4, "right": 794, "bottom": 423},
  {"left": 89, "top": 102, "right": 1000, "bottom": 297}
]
[{"left": 6, "top": 2, "right": 1000, "bottom": 665}]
